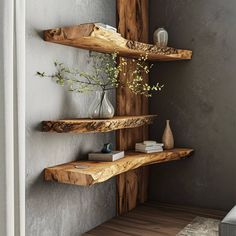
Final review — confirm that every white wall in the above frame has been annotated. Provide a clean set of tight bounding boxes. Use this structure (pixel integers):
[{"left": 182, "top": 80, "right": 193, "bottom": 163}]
[
  {"left": 0, "top": 0, "right": 25, "bottom": 235},
  {"left": 0, "top": 0, "right": 6, "bottom": 231},
  {"left": 0, "top": 85, "right": 6, "bottom": 236},
  {"left": 26, "top": 1, "right": 116, "bottom": 235}
]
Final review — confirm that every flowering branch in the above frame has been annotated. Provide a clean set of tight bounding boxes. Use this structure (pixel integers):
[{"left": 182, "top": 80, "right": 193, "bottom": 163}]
[{"left": 36, "top": 52, "right": 163, "bottom": 97}]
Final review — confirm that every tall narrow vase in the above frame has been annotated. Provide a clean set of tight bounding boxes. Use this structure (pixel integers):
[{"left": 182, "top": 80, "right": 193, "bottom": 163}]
[{"left": 162, "top": 120, "right": 174, "bottom": 150}]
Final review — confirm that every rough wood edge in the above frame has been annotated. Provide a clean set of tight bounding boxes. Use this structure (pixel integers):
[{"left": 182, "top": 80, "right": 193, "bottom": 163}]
[
  {"left": 43, "top": 23, "right": 192, "bottom": 61},
  {"left": 41, "top": 115, "right": 157, "bottom": 133},
  {"left": 44, "top": 149, "right": 194, "bottom": 186}
]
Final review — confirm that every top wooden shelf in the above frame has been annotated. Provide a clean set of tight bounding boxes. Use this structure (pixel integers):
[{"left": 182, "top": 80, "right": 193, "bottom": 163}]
[{"left": 44, "top": 23, "right": 192, "bottom": 61}]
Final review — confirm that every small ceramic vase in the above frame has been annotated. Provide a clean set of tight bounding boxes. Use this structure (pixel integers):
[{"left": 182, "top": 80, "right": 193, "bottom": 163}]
[
  {"left": 153, "top": 28, "right": 168, "bottom": 47},
  {"left": 101, "top": 143, "right": 112, "bottom": 153},
  {"left": 162, "top": 120, "right": 174, "bottom": 150}
]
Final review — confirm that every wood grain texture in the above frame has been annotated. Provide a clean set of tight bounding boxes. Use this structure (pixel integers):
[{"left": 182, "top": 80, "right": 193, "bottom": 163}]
[
  {"left": 41, "top": 115, "right": 156, "bottom": 134},
  {"left": 44, "top": 23, "right": 192, "bottom": 61},
  {"left": 45, "top": 148, "right": 193, "bottom": 186},
  {"left": 116, "top": 0, "right": 150, "bottom": 215},
  {"left": 118, "top": 167, "right": 149, "bottom": 212},
  {"left": 82, "top": 202, "right": 225, "bottom": 236}
]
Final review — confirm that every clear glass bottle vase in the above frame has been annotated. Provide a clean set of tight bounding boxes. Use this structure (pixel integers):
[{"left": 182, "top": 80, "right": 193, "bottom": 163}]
[{"left": 88, "top": 91, "right": 114, "bottom": 119}]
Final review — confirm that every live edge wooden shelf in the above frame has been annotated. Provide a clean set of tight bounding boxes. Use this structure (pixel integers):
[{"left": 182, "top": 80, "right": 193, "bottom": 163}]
[
  {"left": 45, "top": 148, "right": 194, "bottom": 186},
  {"left": 44, "top": 23, "right": 192, "bottom": 61},
  {"left": 42, "top": 115, "right": 156, "bottom": 134}
]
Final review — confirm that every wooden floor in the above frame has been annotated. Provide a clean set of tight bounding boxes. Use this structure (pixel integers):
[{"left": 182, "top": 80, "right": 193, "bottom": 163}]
[{"left": 83, "top": 202, "right": 226, "bottom": 236}]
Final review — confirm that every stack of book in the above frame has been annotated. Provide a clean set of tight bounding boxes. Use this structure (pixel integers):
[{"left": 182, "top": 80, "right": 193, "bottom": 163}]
[
  {"left": 88, "top": 151, "right": 125, "bottom": 162},
  {"left": 135, "top": 141, "right": 163, "bottom": 153}
]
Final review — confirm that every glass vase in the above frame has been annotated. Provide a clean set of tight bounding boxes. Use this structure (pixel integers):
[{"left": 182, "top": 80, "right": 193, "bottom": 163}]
[{"left": 88, "top": 91, "right": 114, "bottom": 119}]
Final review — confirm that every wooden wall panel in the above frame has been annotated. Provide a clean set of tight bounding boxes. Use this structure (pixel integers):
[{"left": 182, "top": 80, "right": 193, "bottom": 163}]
[{"left": 116, "top": 0, "right": 149, "bottom": 215}]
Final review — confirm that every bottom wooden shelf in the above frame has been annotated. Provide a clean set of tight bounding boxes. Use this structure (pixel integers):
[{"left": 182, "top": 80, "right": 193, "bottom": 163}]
[{"left": 44, "top": 148, "right": 193, "bottom": 186}]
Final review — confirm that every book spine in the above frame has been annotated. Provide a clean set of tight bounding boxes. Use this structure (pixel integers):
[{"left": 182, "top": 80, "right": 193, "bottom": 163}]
[
  {"left": 88, "top": 157, "right": 111, "bottom": 161},
  {"left": 135, "top": 144, "right": 164, "bottom": 148},
  {"left": 136, "top": 150, "right": 163, "bottom": 153},
  {"left": 135, "top": 147, "right": 162, "bottom": 150}
]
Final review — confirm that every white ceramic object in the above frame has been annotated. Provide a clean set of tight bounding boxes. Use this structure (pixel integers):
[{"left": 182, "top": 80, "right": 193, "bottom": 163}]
[{"left": 153, "top": 28, "right": 168, "bottom": 47}]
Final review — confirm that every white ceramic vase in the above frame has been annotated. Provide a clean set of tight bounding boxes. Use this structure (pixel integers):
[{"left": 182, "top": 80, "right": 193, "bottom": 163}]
[{"left": 153, "top": 28, "right": 168, "bottom": 47}]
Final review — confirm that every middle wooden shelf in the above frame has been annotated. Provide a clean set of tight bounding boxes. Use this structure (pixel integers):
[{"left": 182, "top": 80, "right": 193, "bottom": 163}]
[
  {"left": 42, "top": 115, "right": 157, "bottom": 134},
  {"left": 44, "top": 148, "right": 194, "bottom": 186}
]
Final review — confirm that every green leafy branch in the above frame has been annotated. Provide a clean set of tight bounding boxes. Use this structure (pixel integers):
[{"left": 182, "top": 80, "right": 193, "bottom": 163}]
[{"left": 36, "top": 52, "right": 163, "bottom": 97}]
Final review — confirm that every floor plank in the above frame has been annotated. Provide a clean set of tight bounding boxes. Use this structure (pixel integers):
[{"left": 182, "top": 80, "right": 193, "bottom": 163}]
[{"left": 83, "top": 202, "right": 226, "bottom": 236}]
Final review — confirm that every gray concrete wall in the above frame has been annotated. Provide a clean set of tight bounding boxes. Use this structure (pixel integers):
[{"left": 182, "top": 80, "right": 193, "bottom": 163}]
[
  {"left": 26, "top": 1, "right": 116, "bottom": 235},
  {"left": 149, "top": 0, "right": 236, "bottom": 211}
]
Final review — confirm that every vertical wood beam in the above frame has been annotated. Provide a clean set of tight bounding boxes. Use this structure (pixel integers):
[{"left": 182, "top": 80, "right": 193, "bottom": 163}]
[{"left": 116, "top": 0, "right": 149, "bottom": 215}]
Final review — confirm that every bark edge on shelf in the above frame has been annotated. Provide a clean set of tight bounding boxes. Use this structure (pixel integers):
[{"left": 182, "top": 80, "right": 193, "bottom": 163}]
[
  {"left": 44, "top": 148, "right": 194, "bottom": 186},
  {"left": 41, "top": 115, "right": 157, "bottom": 133},
  {"left": 44, "top": 23, "right": 192, "bottom": 61}
]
